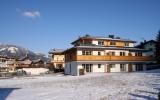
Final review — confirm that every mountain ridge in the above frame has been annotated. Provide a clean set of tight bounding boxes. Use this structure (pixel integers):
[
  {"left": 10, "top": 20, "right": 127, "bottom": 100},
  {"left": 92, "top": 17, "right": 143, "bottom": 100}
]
[{"left": 0, "top": 43, "right": 49, "bottom": 62}]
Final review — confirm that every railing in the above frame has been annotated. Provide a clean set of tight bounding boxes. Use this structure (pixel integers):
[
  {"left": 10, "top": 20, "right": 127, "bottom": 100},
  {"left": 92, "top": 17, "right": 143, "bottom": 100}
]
[
  {"left": 52, "top": 60, "right": 64, "bottom": 63},
  {"left": 77, "top": 55, "right": 152, "bottom": 61}
]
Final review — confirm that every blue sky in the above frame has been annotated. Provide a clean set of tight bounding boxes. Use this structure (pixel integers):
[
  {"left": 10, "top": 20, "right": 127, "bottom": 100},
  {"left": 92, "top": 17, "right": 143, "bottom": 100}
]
[{"left": 0, "top": 0, "right": 160, "bottom": 55}]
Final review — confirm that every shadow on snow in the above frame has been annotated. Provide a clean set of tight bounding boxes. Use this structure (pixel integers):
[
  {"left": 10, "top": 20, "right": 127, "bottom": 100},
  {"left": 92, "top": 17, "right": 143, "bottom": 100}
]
[{"left": 0, "top": 88, "right": 21, "bottom": 100}]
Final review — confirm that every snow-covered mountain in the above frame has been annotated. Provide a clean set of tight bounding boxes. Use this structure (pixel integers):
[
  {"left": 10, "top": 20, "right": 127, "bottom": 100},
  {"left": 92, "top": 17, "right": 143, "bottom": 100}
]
[{"left": 0, "top": 44, "right": 49, "bottom": 61}]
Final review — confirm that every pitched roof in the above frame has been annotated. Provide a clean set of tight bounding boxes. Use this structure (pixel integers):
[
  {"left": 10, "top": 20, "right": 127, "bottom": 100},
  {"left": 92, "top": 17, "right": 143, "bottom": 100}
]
[
  {"left": 71, "top": 35, "right": 136, "bottom": 44},
  {"left": 136, "top": 40, "right": 157, "bottom": 48},
  {"left": 48, "top": 49, "right": 65, "bottom": 54}
]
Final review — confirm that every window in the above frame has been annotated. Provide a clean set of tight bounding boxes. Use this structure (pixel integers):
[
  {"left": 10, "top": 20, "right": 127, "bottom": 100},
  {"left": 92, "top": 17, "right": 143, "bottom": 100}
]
[
  {"left": 82, "top": 64, "right": 93, "bottom": 72},
  {"left": 111, "top": 52, "right": 115, "bottom": 56},
  {"left": 110, "top": 41, "right": 116, "bottom": 46},
  {"left": 98, "top": 41, "right": 104, "bottom": 46},
  {"left": 120, "top": 52, "right": 125, "bottom": 56},
  {"left": 125, "top": 42, "right": 129, "bottom": 47},
  {"left": 135, "top": 52, "right": 142, "bottom": 56},
  {"left": 107, "top": 51, "right": 115, "bottom": 56},
  {"left": 98, "top": 64, "right": 101, "bottom": 68},
  {"left": 135, "top": 64, "right": 143, "bottom": 71},
  {"left": 82, "top": 51, "right": 92, "bottom": 55},
  {"left": 98, "top": 52, "right": 101, "bottom": 55},
  {"left": 110, "top": 64, "right": 115, "bottom": 68},
  {"left": 120, "top": 64, "right": 126, "bottom": 71}
]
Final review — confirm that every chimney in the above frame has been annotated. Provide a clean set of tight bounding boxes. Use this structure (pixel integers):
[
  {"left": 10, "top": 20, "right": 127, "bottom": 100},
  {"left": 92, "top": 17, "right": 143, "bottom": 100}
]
[{"left": 108, "top": 35, "right": 114, "bottom": 39}]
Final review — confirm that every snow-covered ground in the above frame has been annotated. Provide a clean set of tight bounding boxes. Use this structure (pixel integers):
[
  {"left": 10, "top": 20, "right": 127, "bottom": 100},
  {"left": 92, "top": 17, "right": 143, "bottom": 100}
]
[{"left": 0, "top": 69, "right": 160, "bottom": 100}]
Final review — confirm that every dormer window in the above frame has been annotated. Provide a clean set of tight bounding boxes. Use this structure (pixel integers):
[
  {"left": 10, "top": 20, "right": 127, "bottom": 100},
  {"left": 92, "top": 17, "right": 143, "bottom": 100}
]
[
  {"left": 125, "top": 42, "right": 129, "bottom": 47},
  {"left": 98, "top": 51, "right": 101, "bottom": 55},
  {"left": 82, "top": 51, "right": 92, "bottom": 55},
  {"left": 98, "top": 41, "right": 104, "bottom": 46},
  {"left": 135, "top": 52, "right": 142, "bottom": 56},
  {"left": 110, "top": 41, "right": 116, "bottom": 46}
]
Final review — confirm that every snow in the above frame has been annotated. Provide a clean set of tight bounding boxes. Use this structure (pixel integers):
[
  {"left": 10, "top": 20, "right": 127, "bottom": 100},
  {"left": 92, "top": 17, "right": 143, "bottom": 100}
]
[
  {"left": 7, "top": 47, "right": 18, "bottom": 53},
  {"left": 0, "top": 48, "right": 7, "bottom": 52},
  {"left": 0, "top": 69, "right": 160, "bottom": 100}
]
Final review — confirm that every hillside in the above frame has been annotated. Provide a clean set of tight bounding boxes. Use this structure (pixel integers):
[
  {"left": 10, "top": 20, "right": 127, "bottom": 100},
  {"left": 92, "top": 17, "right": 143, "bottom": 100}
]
[{"left": 0, "top": 44, "right": 49, "bottom": 61}]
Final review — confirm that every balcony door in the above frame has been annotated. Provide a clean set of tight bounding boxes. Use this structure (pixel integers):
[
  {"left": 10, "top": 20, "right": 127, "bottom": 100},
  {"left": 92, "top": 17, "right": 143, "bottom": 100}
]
[
  {"left": 120, "top": 64, "right": 126, "bottom": 72},
  {"left": 82, "top": 64, "right": 93, "bottom": 72}
]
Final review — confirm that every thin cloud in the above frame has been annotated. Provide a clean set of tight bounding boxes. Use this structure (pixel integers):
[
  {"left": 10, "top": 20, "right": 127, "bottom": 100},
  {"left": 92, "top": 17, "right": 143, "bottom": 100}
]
[
  {"left": 16, "top": 8, "right": 21, "bottom": 12},
  {"left": 22, "top": 11, "right": 41, "bottom": 18}
]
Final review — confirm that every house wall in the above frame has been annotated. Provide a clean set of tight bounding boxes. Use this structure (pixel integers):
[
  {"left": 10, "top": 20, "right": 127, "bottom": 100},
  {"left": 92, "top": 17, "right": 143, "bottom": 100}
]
[
  {"left": 110, "top": 64, "right": 129, "bottom": 72},
  {"left": 91, "top": 40, "right": 134, "bottom": 47},
  {"left": 64, "top": 61, "right": 77, "bottom": 76},
  {"left": 53, "top": 55, "right": 64, "bottom": 61},
  {"left": 65, "top": 61, "right": 148, "bottom": 76},
  {"left": 132, "top": 64, "right": 147, "bottom": 72},
  {"left": 22, "top": 68, "right": 49, "bottom": 75},
  {"left": 92, "top": 64, "right": 105, "bottom": 72},
  {"left": 92, "top": 40, "right": 98, "bottom": 45},
  {"left": 105, "top": 50, "right": 129, "bottom": 56}
]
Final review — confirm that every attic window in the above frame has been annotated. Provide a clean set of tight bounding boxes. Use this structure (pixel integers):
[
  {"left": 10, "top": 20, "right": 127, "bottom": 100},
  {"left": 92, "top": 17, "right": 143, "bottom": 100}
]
[
  {"left": 98, "top": 41, "right": 104, "bottom": 46},
  {"left": 125, "top": 42, "right": 129, "bottom": 47},
  {"left": 110, "top": 41, "right": 116, "bottom": 46}
]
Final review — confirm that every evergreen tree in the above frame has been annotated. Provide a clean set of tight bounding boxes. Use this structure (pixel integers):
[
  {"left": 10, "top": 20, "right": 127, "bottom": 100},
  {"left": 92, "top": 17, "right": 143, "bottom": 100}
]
[
  {"left": 156, "top": 30, "right": 160, "bottom": 63},
  {"left": 156, "top": 30, "right": 160, "bottom": 42}
]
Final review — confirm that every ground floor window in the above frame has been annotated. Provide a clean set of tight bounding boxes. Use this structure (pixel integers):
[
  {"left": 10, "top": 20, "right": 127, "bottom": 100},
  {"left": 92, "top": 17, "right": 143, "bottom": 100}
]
[
  {"left": 98, "top": 64, "right": 101, "bottom": 68},
  {"left": 110, "top": 64, "right": 115, "bottom": 68},
  {"left": 135, "top": 64, "right": 143, "bottom": 71},
  {"left": 120, "top": 64, "right": 126, "bottom": 71},
  {"left": 82, "top": 64, "right": 93, "bottom": 72}
]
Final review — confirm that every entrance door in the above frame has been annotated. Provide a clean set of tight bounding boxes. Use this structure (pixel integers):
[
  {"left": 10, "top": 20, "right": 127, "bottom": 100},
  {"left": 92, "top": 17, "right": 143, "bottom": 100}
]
[{"left": 128, "top": 63, "right": 132, "bottom": 72}]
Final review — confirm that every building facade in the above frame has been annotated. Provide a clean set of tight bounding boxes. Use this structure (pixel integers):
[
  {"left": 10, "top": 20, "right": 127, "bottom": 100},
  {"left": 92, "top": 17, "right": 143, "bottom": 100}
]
[
  {"left": 49, "top": 49, "right": 65, "bottom": 71},
  {"left": 0, "top": 56, "right": 17, "bottom": 72},
  {"left": 64, "top": 35, "right": 153, "bottom": 76}
]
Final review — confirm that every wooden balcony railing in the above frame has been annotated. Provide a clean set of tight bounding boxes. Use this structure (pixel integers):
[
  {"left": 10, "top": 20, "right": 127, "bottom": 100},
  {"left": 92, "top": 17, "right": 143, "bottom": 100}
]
[
  {"left": 77, "top": 55, "right": 152, "bottom": 61},
  {"left": 52, "top": 60, "right": 64, "bottom": 63}
]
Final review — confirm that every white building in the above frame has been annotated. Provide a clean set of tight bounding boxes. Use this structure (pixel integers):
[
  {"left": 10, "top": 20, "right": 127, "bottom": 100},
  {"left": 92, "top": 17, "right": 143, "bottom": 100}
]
[{"left": 64, "top": 35, "right": 153, "bottom": 76}]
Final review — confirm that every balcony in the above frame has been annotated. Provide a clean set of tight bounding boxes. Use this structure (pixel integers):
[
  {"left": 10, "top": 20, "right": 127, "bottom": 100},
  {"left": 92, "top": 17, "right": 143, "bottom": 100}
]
[
  {"left": 52, "top": 60, "right": 64, "bottom": 63},
  {"left": 77, "top": 55, "right": 152, "bottom": 61},
  {"left": 77, "top": 43, "right": 96, "bottom": 46}
]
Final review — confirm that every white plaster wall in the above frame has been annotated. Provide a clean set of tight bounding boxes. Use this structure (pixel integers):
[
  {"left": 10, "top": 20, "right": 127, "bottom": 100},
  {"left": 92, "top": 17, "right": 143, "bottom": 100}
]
[
  {"left": 92, "top": 51, "right": 98, "bottom": 55},
  {"left": 53, "top": 55, "right": 64, "bottom": 61},
  {"left": 110, "top": 64, "right": 120, "bottom": 72},
  {"left": 126, "top": 64, "right": 129, "bottom": 72},
  {"left": 110, "top": 64, "right": 128, "bottom": 72},
  {"left": 129, "top": 43, "right": 134, "bottom": 47},
  {"left": 22, "top": 68, "right": 49, "bottom": 75},
  {"left": 78, "top": 50, "right": 105, "bottom": 56},
  {"left": 105, "top": 50, "right": 129, "bottom": 56},
  {"left": 77, "top": 50, "right": 82, "bottom": 55},
  {"left": 92, "top": 40, "right": 98, "bottom": 45},
  {"left": 92, "top": 64, "right": 105, "bottom": 72},
  {"left": 92, "top": 51, "right": 104, "bottom": 55},
  {"left": 132, "top": 64, "right": 136, "bottom": 71},
  {"left": 131, "top": 52, "right": 135, "bottom": 56}
]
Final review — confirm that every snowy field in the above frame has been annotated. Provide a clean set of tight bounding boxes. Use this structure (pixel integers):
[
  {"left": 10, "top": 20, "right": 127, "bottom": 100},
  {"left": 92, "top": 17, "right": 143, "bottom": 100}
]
[{"left": 0, "top": 69, "right": 160, "bottom": 100}]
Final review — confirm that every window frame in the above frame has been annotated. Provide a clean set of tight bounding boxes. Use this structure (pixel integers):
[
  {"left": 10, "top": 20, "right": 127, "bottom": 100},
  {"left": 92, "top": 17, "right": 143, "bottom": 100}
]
[
  {"left": 98, "top": 64, "right": 101, "bottom": 68},
  {"left": 110, "top": 41, "right": 116, "bottom": 46}
]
